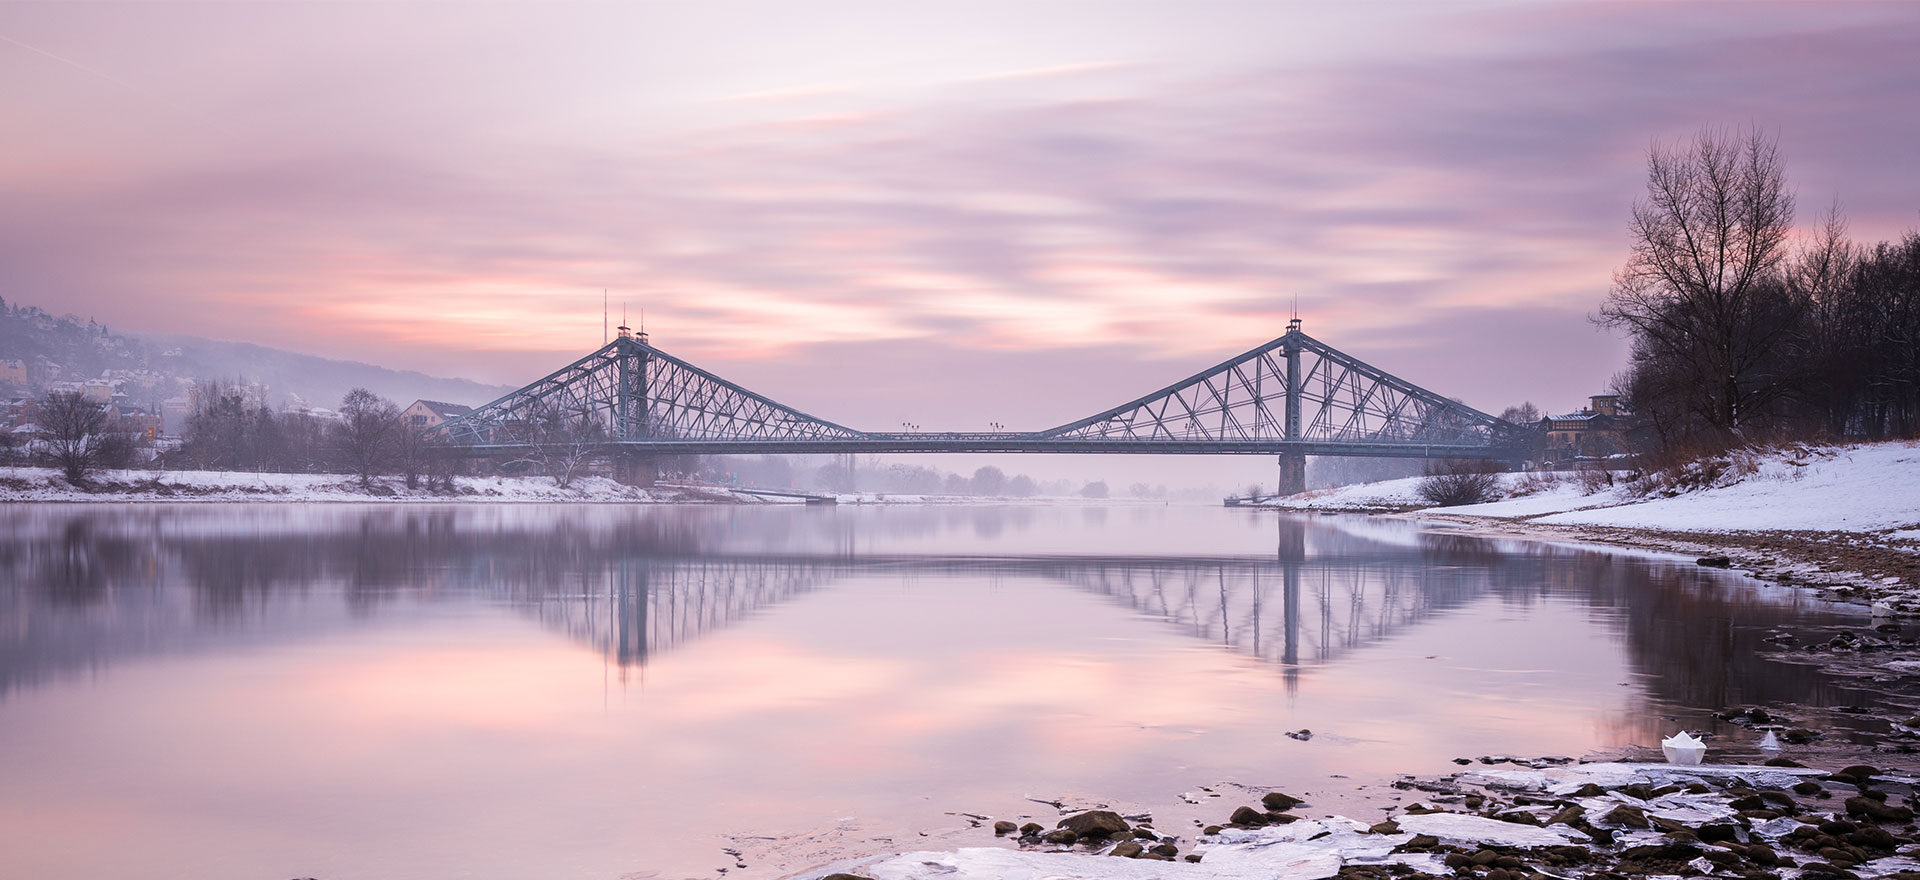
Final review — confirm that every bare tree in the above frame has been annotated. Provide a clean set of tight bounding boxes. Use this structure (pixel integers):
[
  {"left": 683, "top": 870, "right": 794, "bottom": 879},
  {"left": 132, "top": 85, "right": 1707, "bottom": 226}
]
[
  {"left": 1497, "top": 402, "right": 1541, "bottom": 424},
  {"left": 970, "top": 465, "right": 1006, "bottom": 496},
  {"left": 1497, "top": 402, "right": 1547, "bottom": 462},
  {"left": 426, "top": 435, "right": 464, "bottom": 493},
  {"left": 508, "top": 400, "right": 606, "bottom": 489},
  {"left": 1600, "top": 126, "right": 1799, "bottom": 444},
  {"left": 37, "top": 390, "right": 126, "bottom": 485},
  {"left": 395, "top": 424, "right": 430, "bottom": 490},
  {"left": 333, "top": 388, "right": 400, "bottom": 490},
  {"left": 1789, "top": 205, "right": 1864, "bottom": 436},
  {"left": 1845, "top": 231, "right": 1920, "bottom": 437}
]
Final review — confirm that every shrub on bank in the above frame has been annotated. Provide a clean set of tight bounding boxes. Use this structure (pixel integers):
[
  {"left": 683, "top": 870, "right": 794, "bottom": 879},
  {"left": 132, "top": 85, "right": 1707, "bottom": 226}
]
[{"left": 1416, "top": 459, "right": 1503, "bottom": 507}]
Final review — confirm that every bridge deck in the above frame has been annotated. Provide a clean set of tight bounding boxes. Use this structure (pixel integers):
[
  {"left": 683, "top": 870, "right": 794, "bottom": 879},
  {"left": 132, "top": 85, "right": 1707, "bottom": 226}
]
[{"left": 450, "top": 436, "right": 1518, "bottom": 457}]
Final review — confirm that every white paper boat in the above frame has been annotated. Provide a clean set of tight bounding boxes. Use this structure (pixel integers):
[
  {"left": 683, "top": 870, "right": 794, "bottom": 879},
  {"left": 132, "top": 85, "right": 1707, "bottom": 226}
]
[{"left": 1662, "top": 731, "right": 1706, "bottom": 765}]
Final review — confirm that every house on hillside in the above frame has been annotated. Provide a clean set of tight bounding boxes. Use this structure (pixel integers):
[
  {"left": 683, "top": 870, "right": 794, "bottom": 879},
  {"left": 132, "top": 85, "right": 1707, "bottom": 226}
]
[
  {"left": 1539, "top": 394, "right": 1624, "bottom": 461},
  {"left": 115, "top": 406, "right": 164, "bottom": 443},
  {"left": 402, "top": 399, "right": 473, "bottom": 433},
  {"left": 159, "top": 396, "right": 193, "bottom": 436}
]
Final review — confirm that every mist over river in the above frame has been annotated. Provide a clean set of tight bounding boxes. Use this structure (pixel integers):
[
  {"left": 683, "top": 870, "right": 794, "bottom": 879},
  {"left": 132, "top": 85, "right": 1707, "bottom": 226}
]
[{"left": 0, "top": 503, "right": 1885, "bottom": 879}]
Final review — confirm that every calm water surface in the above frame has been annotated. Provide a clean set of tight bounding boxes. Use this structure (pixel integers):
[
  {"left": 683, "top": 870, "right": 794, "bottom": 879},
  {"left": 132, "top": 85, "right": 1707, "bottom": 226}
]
[{"left": 0, "top": 503, "right": 1884, "bottom": 879}]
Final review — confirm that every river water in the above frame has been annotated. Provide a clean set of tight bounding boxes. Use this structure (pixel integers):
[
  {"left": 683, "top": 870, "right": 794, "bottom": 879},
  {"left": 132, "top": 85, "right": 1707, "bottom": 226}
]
[{"left": 0, "top": 503, "right": 1887, "bottom": 879}]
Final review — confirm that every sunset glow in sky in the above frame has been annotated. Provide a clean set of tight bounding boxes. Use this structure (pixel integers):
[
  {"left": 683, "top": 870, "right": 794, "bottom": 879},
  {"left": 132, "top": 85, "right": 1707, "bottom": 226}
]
[{"left": 5, "top": 1, "right": 1919, "bottom": 432}]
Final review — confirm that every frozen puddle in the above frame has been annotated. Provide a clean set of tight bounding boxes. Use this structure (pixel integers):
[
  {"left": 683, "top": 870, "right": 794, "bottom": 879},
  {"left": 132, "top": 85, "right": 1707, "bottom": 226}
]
[{"left": 859, "top": 814, "right": 1580, "bottom": 880}]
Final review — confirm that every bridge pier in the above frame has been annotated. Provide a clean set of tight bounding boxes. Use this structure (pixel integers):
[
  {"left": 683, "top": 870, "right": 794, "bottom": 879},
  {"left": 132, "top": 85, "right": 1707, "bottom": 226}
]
[
  {"left": 613, "top": 452, "right": 658, "bottom": 487},
  {"left": 1276, "top": 452, "right": 1306, "bottom": 497}
]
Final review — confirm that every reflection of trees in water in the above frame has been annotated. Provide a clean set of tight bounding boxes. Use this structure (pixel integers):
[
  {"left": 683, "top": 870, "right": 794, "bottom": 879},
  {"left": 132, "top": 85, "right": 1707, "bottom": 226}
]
[
  {"left": 4, "top": 518, "right": 156, "bottom": 607},
  {"left": 1533, "top": 549, "right": 1881, "bottom": 716},
  {"left": 0, "top": 507, "right": 1877, "bottom": 725},
  {"left": 0, "top": 507, "right": 717, "bottom": 697}
]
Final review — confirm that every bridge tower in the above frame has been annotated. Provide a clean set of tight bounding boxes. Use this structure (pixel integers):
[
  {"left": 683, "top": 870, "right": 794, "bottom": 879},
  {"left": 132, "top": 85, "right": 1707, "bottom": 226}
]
[
  {"left": 1277, "top": 318, "right": 1307, "bottom": 496},
  {"left": 612, "top": 322, "right": 657, "bottom": 486}
]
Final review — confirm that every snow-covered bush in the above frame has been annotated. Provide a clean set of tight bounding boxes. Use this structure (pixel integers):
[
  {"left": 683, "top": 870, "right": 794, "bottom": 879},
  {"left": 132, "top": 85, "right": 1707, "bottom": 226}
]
[
  {"left": 1416, "top": 459, "right": 1502, "bottom": 507},
  {"left": 1624, "top": 445, "right": 1778, "bottom": 498},
  {"left": 1576, "top": 463, "right": 1614, "bottom": 495},
  {"left": 1508, "top": 469, "right": 1561, "bottom": 498}
]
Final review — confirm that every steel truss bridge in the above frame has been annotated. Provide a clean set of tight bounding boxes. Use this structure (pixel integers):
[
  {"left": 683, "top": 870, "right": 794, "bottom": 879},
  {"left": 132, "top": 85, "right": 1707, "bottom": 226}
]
[{"left": 439, "top": 320, "right": 1526, "bottom": 466}]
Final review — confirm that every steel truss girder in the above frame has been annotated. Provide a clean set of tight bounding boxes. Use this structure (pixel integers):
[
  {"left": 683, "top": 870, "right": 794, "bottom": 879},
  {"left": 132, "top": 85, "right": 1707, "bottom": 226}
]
[
  {"left": 439, "top": 327, "right": 1525, "bottom": 458},
  {"left": 440, "top": 337, "right": 864, "bottom": 446},
  {"left": 1039, "top": 328, "right": 1518, "bottom": 451}
]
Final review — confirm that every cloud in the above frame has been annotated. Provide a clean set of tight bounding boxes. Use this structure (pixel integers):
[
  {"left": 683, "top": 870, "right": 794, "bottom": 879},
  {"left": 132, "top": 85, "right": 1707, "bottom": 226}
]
[{"left": 3, "top": 2, "right": 1917, "bottom": 421}]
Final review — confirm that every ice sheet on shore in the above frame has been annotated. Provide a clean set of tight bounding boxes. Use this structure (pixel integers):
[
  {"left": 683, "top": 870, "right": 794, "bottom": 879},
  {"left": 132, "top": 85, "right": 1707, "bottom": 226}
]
[
  {"left": 1459, "top": 762, "right": 1826, "bottom": 797},
  {"left": 866, "top": 847, "right": 1327, "bottom": 880},
  {"left": 1205, "top": 818, "right": 1413, "bottom": 871},
  {"left": 1578, "top": 792, "right": 1739, "bottom": 827},
  {"left": 863, "top": 821, "right": 1390, "bottom": 880},
  {"left": 1393, "top": 812, "right": 1589, "bottom": 846},
  {"left": 861, "top": 812, "right": 1592, "bottom": 880}
]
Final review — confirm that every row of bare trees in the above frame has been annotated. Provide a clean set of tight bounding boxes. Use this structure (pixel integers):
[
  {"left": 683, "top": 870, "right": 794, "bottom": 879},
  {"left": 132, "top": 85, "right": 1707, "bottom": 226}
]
[
  {"left": 178, "top": 382, "right": 330, "bottom": 473},
  {"left": 165, "top": 385, "right": 447, "bottom": 489},
  {"left": 1601, "top": 126, "right": 1920, "bottom": 456},
  {"left": 172, "top": 386, "right": 620, "bottom": 490},
  {"left": 12, "top": 393, "right": 443, "bottom": 491}
]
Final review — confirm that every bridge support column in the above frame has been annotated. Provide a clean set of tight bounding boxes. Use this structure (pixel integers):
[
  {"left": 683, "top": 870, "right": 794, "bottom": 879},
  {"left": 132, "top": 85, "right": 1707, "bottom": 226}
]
[
  {"left": 1276, "top": 452, "right": 1306, "bottom": 497},
  {"left": 1278, "top": 517, "right": 1304, "bottom": 692},
  {"left": 613, "top": 452, "right": 658, "bottom": 487}
]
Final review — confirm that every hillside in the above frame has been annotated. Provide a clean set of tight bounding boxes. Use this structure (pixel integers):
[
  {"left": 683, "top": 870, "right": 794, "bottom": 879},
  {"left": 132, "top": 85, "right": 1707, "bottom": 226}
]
[{"left": 0, "top": 297, "right": 511, "bottom": 410}]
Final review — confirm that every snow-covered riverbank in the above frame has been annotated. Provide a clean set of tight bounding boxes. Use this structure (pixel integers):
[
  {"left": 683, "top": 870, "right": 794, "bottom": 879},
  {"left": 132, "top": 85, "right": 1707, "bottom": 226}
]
[
  {"left": 0, "top": 466, "right": 1081, "bottom": 505},
  {"left": 0, "top": 467, "right": 765, "bottom": 503},
  {"left": 1265, "top": 441, "right": 1920, "bottom": 605}
]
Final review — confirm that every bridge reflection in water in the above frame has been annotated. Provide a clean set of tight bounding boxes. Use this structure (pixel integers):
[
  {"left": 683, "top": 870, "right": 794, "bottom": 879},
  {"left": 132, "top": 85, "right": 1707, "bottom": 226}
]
[
  {"left": 415, "top": 514, "right": 1867, "bottom": 719},
  {"left": 527, "top": 559, "right": 842, "bottom": 671},
  {"left": 0, "top": 505, "right": 1877, "bottom": 719},
  {"left": 493, "top": 518, "right": 1437, "bottom": 689}
]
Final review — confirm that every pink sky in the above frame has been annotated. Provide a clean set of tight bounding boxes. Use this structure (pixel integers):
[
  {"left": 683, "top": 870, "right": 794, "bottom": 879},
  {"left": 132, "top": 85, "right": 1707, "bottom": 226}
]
[{"left": 4, "top": 1, "right": 1919, "bottom": 440}]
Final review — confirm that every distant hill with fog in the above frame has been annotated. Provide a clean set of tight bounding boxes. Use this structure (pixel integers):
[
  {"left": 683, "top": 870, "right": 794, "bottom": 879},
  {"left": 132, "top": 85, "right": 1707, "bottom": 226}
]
[{"left": 0, "top": 296, "right": 511, "bottom": 411}]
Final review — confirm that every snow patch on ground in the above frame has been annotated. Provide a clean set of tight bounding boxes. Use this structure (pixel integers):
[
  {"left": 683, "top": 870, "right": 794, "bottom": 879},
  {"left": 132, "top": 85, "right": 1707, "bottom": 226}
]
[
  {"left": 1262, "top": 476, "right": 1430, "bottom": 512},
  {"left": 1263, "top": 441, "right": 1920, "bottom": 534},
  {"left": 1532, "top": 442, "right": 1920, "bottom": 532}
]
